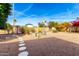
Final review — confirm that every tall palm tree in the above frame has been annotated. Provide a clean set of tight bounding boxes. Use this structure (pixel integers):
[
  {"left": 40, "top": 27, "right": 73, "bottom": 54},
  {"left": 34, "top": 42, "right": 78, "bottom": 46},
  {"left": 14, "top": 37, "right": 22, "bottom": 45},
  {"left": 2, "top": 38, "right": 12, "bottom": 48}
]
[
  {"left": 13, "top": 19, "right": 17, "bottom": 27},
  {"left": 13, "top": 19, "right": 17, "bottom": 33},
  {"left": 41, "top": 19, "right": 46, "bottom": 35}
]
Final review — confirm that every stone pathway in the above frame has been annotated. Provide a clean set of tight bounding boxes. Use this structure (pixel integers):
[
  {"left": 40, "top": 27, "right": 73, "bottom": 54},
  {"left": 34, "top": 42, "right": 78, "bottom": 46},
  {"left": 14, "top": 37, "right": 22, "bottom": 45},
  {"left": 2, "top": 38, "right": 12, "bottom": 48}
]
[{"left": 18, "top": 37, "right": 29, "bottom": 56}]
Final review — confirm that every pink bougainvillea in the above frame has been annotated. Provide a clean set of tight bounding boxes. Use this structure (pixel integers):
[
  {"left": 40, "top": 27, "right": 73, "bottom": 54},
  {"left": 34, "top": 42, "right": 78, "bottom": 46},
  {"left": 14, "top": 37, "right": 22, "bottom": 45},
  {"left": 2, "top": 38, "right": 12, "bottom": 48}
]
[{"left": 72, "top": 20, "right": 79, "bottom": 27}]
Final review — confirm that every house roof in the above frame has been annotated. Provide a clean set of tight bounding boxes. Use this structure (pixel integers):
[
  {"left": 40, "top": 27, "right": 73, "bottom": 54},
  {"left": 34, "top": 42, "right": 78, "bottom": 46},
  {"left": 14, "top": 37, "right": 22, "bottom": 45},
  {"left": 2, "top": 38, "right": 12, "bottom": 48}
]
[{"left": 25, "top": 24, "right": 34, "bottom": 27}]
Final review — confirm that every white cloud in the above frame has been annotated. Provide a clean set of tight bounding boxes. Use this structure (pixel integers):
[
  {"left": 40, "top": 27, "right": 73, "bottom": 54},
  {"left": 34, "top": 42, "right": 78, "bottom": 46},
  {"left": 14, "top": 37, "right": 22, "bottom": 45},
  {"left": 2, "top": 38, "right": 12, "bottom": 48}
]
[
  {"left": 13, "top": 4, "right": 33, "bottom": 18},
  {"left": 22, "top": 4, "right": 33, "bottom": 12}
]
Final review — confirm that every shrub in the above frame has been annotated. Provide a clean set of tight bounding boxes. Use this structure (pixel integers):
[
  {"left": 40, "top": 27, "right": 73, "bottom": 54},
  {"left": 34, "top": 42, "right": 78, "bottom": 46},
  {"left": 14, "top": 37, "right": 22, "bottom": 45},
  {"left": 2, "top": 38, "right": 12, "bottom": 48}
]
[
  {"left": 52, "top": 30, "right": 58, "bottom": 33},
  {"left": 21, "top": 26, "right": 35, "bottom": 34},
  {"left": 37, "top": 27, "right": 43, "bottom": 33},
  {"left": 20, "top": 27, "right": 26, "bottom": 34}
]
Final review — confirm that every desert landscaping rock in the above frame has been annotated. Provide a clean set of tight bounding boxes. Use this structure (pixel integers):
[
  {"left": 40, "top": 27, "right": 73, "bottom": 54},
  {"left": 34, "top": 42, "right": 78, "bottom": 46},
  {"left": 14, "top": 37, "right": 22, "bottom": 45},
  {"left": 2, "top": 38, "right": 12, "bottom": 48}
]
[
  {"left": 19, "top": 44, "right": 25, "bottom": 47},
  {"left": 19, "top": 41, "right": 25, "bottom": 44},
  {"left": 18, "top": 37, "right": 29, "bottom": 56},
  {"left": 19, "top": 46, "right": 27, "bottom": 51},
  {"left": 19, "top": 40, "right": 24, "bottom": 42},
  {"left": 18, "top": 51, "right": 29, "bottom": 56},
  {"left": 19, "top": 39, "right": 23, "bottom": 41}
]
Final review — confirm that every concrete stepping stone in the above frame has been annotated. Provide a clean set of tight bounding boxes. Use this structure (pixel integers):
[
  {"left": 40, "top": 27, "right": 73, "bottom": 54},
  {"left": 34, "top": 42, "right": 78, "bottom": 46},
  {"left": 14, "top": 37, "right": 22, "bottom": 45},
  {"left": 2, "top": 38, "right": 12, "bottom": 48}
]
[
  {"left": 18, "top": 37, "right": 29, "bottom": 56},
  {"left": 18, "top": 51, "right": 29, "bottom": 56},
  {"left": 19, "top": 40, "right": 24, "bottom": 42},
  {"left": 19, "top": 46, "right": 26, "bottom": 51},
  {"left": 19, "top": 44, "right": 25, "bottom": 46},
  {"left": 18, "top": 39, "right": 23, "bottom": 41},
  {"left": 19, "top": 41, "right": 25, "bottom": 44}
]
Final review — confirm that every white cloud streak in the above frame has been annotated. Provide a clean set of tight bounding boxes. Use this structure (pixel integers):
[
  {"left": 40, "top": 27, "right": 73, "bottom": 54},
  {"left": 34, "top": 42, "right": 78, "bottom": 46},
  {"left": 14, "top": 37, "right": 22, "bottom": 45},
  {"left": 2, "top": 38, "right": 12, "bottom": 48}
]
[
  {"left": 8, "top": 4, "right": 79, "bottom": 26},
  {"left": 14, "top": 3, "right": 33, "bottom": 18}
]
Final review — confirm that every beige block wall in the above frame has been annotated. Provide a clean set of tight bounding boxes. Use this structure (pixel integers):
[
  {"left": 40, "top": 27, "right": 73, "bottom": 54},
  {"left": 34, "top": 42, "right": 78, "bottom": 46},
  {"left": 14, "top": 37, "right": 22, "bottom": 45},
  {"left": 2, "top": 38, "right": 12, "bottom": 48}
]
[{"left": 0, "top": 30, "right": 6, "bottom": 34}]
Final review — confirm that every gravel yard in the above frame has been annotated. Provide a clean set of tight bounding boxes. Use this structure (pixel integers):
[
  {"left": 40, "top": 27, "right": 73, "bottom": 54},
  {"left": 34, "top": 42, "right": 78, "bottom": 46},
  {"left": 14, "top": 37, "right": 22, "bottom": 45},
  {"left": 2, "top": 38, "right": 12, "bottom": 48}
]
[
  {"left": 24, "top": 32, "right": 79, "bottom": 56},
  {"left": 0, "top": 34, "right": 19, "bottom": 56},
  {"left": 0, "top": 32, "right": 79, "bottom": 56}
]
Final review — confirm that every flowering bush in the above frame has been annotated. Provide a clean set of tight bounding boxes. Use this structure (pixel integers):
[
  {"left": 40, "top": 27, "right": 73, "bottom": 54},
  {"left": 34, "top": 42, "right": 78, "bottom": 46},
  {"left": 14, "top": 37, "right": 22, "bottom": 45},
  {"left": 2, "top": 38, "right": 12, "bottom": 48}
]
[{"left": 72, "top": 20, "right": 79, "bottom": 27}]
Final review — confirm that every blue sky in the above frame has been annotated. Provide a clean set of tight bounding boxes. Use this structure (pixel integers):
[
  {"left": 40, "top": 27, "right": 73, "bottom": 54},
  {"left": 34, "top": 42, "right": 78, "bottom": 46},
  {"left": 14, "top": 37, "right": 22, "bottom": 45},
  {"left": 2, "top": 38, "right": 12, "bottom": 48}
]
[{"left": 8, "top": 3, "right": 79, "bottom": 26}]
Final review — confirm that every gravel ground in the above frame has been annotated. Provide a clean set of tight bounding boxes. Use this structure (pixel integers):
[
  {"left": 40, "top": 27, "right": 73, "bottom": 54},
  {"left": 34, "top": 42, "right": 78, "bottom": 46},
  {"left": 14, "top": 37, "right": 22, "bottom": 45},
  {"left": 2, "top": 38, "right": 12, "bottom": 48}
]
[
  {"left": 0, "top": 35, "right": 19, "bottom": 56},
  {"left": 0, "top": 32, "right": 79, "bottom": 56},
  {"left": 0, "top": 42, "right": 19, "bottom": 56},
  {"left": 23, "top": 32, "right": 79, "bottom": 56}
]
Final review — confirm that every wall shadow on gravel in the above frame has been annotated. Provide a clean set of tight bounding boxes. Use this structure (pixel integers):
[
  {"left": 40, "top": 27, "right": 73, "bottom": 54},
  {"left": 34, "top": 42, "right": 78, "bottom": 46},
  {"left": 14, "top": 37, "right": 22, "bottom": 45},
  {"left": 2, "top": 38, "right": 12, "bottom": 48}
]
[{"left": 0, "top": 34, "right": 24, "bottom": 42}]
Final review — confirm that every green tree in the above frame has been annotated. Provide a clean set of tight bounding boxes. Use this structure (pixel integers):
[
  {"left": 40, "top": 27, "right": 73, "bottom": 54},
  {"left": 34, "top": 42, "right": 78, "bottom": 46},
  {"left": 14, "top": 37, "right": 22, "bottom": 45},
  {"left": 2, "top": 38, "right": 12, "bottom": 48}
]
[
  {"left": 48, "top": 21, "right": 58, "bottom": 29},
  {"left": 38, "top": 22, "right": 45, "bottom": 27},
  {"left": 0, "top": 3, "right": 12, "bottom": 29},
  {"left": 13, "top": 19, "right": 17, "bottom": 26},
  {"left": 21, "top": 26, "right": 35, "bottom": 34},
  {"left": 56, "top": 22, "right": 70, "bottom": 31},
  {"left": 62, "top": 22, "right": 70, "bottom": 30},
  {"left": 38, "top": 19, "right": 46, "bottom": 27},
  {"left": 5, "top": 23, "right": 13, "bottom": 34}
]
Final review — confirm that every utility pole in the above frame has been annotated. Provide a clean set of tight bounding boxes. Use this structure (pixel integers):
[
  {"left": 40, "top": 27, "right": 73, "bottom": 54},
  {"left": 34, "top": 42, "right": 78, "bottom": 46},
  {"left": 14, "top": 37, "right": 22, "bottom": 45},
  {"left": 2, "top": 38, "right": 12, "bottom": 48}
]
[
  {"left": 12, "top": 3, "right": 15, "bottom": 34},
  {"left": 13, "top": 3, "right": 15, "bottom": 26}
]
